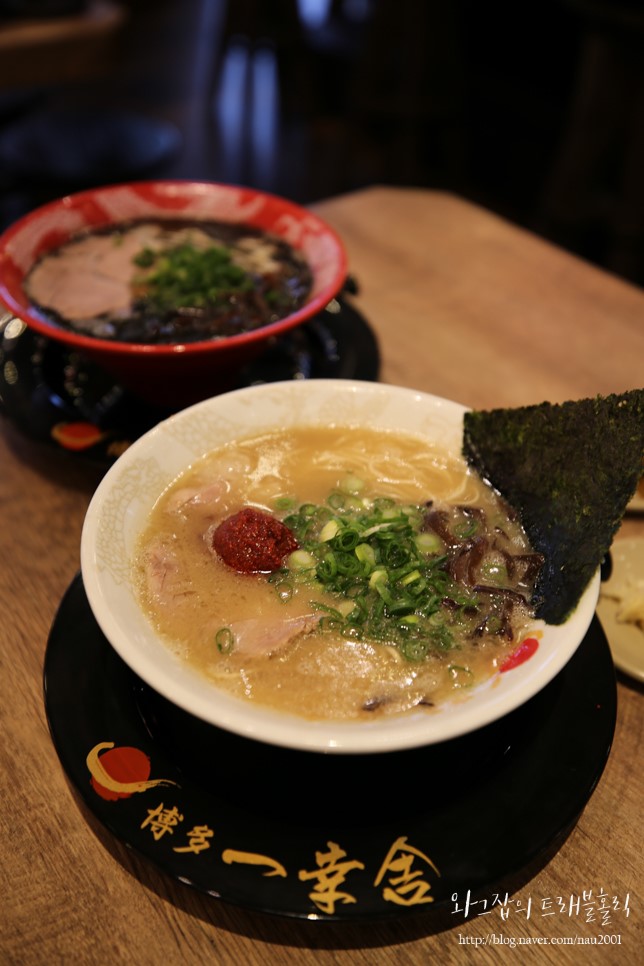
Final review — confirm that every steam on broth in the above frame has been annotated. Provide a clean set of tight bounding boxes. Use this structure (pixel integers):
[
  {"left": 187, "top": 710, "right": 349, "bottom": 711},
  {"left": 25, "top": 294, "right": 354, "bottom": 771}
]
[{"left": 134, "top": 427, "right": 543, "bottom": 721}]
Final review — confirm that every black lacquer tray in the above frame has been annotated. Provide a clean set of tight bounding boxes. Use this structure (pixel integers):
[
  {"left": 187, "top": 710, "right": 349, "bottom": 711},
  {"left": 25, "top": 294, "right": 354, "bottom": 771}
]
[
  {"left": 0, "top": 295, "right": 379, "bottom": 466},
  {"left": 44, "top": 574, "right": 617, "bottom": 922}
]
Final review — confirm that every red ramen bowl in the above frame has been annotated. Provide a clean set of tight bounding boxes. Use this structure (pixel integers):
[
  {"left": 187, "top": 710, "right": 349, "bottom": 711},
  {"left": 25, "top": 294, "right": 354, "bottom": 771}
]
[{"left": 0, "top": 181, "right": 348, "bottom": 407}]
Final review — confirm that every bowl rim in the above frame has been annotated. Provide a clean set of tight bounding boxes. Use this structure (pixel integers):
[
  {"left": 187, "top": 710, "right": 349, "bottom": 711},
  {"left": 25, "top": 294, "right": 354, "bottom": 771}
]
[
  {"left": 0, "top": 179, "right": 348, "bottom": 357},
  {"left": 80, "top": 379, "right": 600, "bottom": 754}
]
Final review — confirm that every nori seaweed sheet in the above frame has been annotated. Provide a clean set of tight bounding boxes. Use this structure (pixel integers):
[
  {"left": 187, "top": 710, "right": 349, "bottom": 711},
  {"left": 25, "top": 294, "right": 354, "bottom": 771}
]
[{"left": 462, "top": 390, "right": 644, "bottom": 624}]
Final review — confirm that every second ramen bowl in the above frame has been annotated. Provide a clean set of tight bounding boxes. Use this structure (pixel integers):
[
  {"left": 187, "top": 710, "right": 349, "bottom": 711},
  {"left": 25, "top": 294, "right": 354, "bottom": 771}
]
[
  {"left": 0, "top": 181, "right": 347, "bottom": 407},
  {"left": 80, "top": 380, "right": 599, "bottom": 754}
]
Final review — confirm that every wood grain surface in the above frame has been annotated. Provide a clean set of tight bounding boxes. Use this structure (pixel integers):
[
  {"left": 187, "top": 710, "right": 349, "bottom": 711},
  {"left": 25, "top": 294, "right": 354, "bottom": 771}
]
[{"left": 1, "top": 187, "right": 642, "bottom": 964}]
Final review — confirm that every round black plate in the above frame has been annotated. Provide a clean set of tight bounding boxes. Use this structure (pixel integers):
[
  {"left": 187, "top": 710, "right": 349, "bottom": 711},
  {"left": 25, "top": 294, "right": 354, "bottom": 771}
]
[
  {"left": 0, "top": 294, "right": 379, "bottom": 466},
  {"left": 44, "top": 575, "right": 617, "bottom": 922}
]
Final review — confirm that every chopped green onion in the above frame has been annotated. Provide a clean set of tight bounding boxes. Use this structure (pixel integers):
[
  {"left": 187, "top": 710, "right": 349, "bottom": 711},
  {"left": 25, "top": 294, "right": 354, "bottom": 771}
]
[
  {"left": 400, "top": 568, "right": 422, "bottom": 587},
  {"left": 318, "top": 553, "right": 338, "bottom": 580},
  {"left": 454, "top": 519, "right": 479, "bottom": 539},
  {"left": 269, "top": 483, "right": 507, "bottom": 662},
  {"left": 134, "top": 242, "right": 253, "bottom": 312},
  {"left": 381, "top": 541, "right": 411, "bottom": 568},
  {"left": 400, "top": 639, "right": 430, "bottom": 661},
  {"left": 275, "top": 580, "right": 294, "bottom": 602},
  {"left": 273, "top": 495, "right": 296, "bottom": 511},
  {"left": 133, "top": 246, "right": 155, "bottom": 267},
  {"left": 341, "top": 624, "right": 362, "bottom": 639},
  {"left": 373, "top": 497, "right": 395, "bottom": 510},
  {"left": 334, "top": 527, "right": 360, "bottom": 552},
  {"left": 355, "top": 543, "right": 376, "bottom": 570},
  {"left": 415, "top": 531, "right": 443, "bottom": 555},
  {"left": 312, "top": 601, "right": 345, "bottom": 619},
  {"left": 287, "top": 549, "right": 317, "bottom": 571},
  {"left": 369, "top": 568, "right": 388, "bottom": 589},
  {"left": 335, "top": 554, "right": 362, "bottom": 577},
  {"left": 319, "top": 519, "right": 340, "bottom": 542},
  {"left": 318, "top": 616, "right": 343, "bottom": 632},
  {"left": 215, "top": 627, "right": 235, "bottom": 654},
  {"left": 337, "top": 599, "right": 358, "bottom": 618},
  {"left": 340, "top": 474, "right": 365, "bottom": 495},
  {"left": 449, "top": 664, "right": 472, "bottom": 676},
  {"left": 448, "top": 664, "right": 474, "bottom": 686}
]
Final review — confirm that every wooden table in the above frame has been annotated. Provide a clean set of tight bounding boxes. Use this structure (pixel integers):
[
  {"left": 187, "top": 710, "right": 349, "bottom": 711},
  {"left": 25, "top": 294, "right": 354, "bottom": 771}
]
[{"left": 1, "top": 187, "right": 642, "bottom": 963}]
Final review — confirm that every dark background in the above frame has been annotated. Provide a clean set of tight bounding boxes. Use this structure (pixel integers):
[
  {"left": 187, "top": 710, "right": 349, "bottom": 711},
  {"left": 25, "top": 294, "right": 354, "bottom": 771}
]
[{"left": 2, "top": 0, "right": 644, "bottom": 287}]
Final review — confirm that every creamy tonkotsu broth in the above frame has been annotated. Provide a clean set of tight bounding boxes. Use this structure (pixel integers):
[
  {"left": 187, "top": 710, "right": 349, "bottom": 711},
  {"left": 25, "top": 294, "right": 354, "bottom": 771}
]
[{"left": 134, "top": 427, "right": 543, "bottom": 720}]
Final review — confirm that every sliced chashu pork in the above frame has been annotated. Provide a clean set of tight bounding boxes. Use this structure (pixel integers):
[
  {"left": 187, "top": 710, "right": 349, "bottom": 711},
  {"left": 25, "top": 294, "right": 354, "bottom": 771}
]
[
  {"left": 26, "top": 224, "right": 163, "bottom": 322},
  {"left": 219, "top": 614, "right": 320, "bottom": 659},
  {"left": 26, "top": 223, "right": 222, "bottom": 325},
  {"left": 165, "top": 478, "right": 229, "bottom": 515},
  {"left": 143, "top": 537, "right": 194, "bottom": 607}
]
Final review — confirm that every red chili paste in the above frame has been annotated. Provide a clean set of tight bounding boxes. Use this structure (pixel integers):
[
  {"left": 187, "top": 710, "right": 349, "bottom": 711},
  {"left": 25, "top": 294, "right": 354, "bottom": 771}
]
[{"left": 212, "top": 507, "right": 298, "bottom": 573}]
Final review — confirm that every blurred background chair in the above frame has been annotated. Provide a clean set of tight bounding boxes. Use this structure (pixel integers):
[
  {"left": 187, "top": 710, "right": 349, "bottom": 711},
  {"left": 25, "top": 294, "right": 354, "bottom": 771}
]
[
  {"left": 0, "top": 0, "right": 182, "bottom": 226},
  {"left": 0, "top": 0, "right": 124, "bottom": 88},
  {"left": 208, "top": 0, "right": 467, "bottom": 201},
  {"left": 538, "top": 0, "right": 644, "bottom": 286}
]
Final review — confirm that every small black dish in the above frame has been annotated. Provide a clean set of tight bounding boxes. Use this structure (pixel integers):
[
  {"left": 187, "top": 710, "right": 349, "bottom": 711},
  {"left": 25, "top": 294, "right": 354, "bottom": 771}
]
[
  {"left": 0, "top": 294, "right": 379, "bottom": 467},
  {"left": 44, "top": 574, "right": 617, "bottom": 921}
]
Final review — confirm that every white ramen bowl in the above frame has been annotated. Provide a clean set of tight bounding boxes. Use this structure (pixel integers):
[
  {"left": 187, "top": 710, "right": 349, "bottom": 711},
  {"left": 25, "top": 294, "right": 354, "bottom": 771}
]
[{"left": 80, "top": 380, "right": 600, "bottom": 754}]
